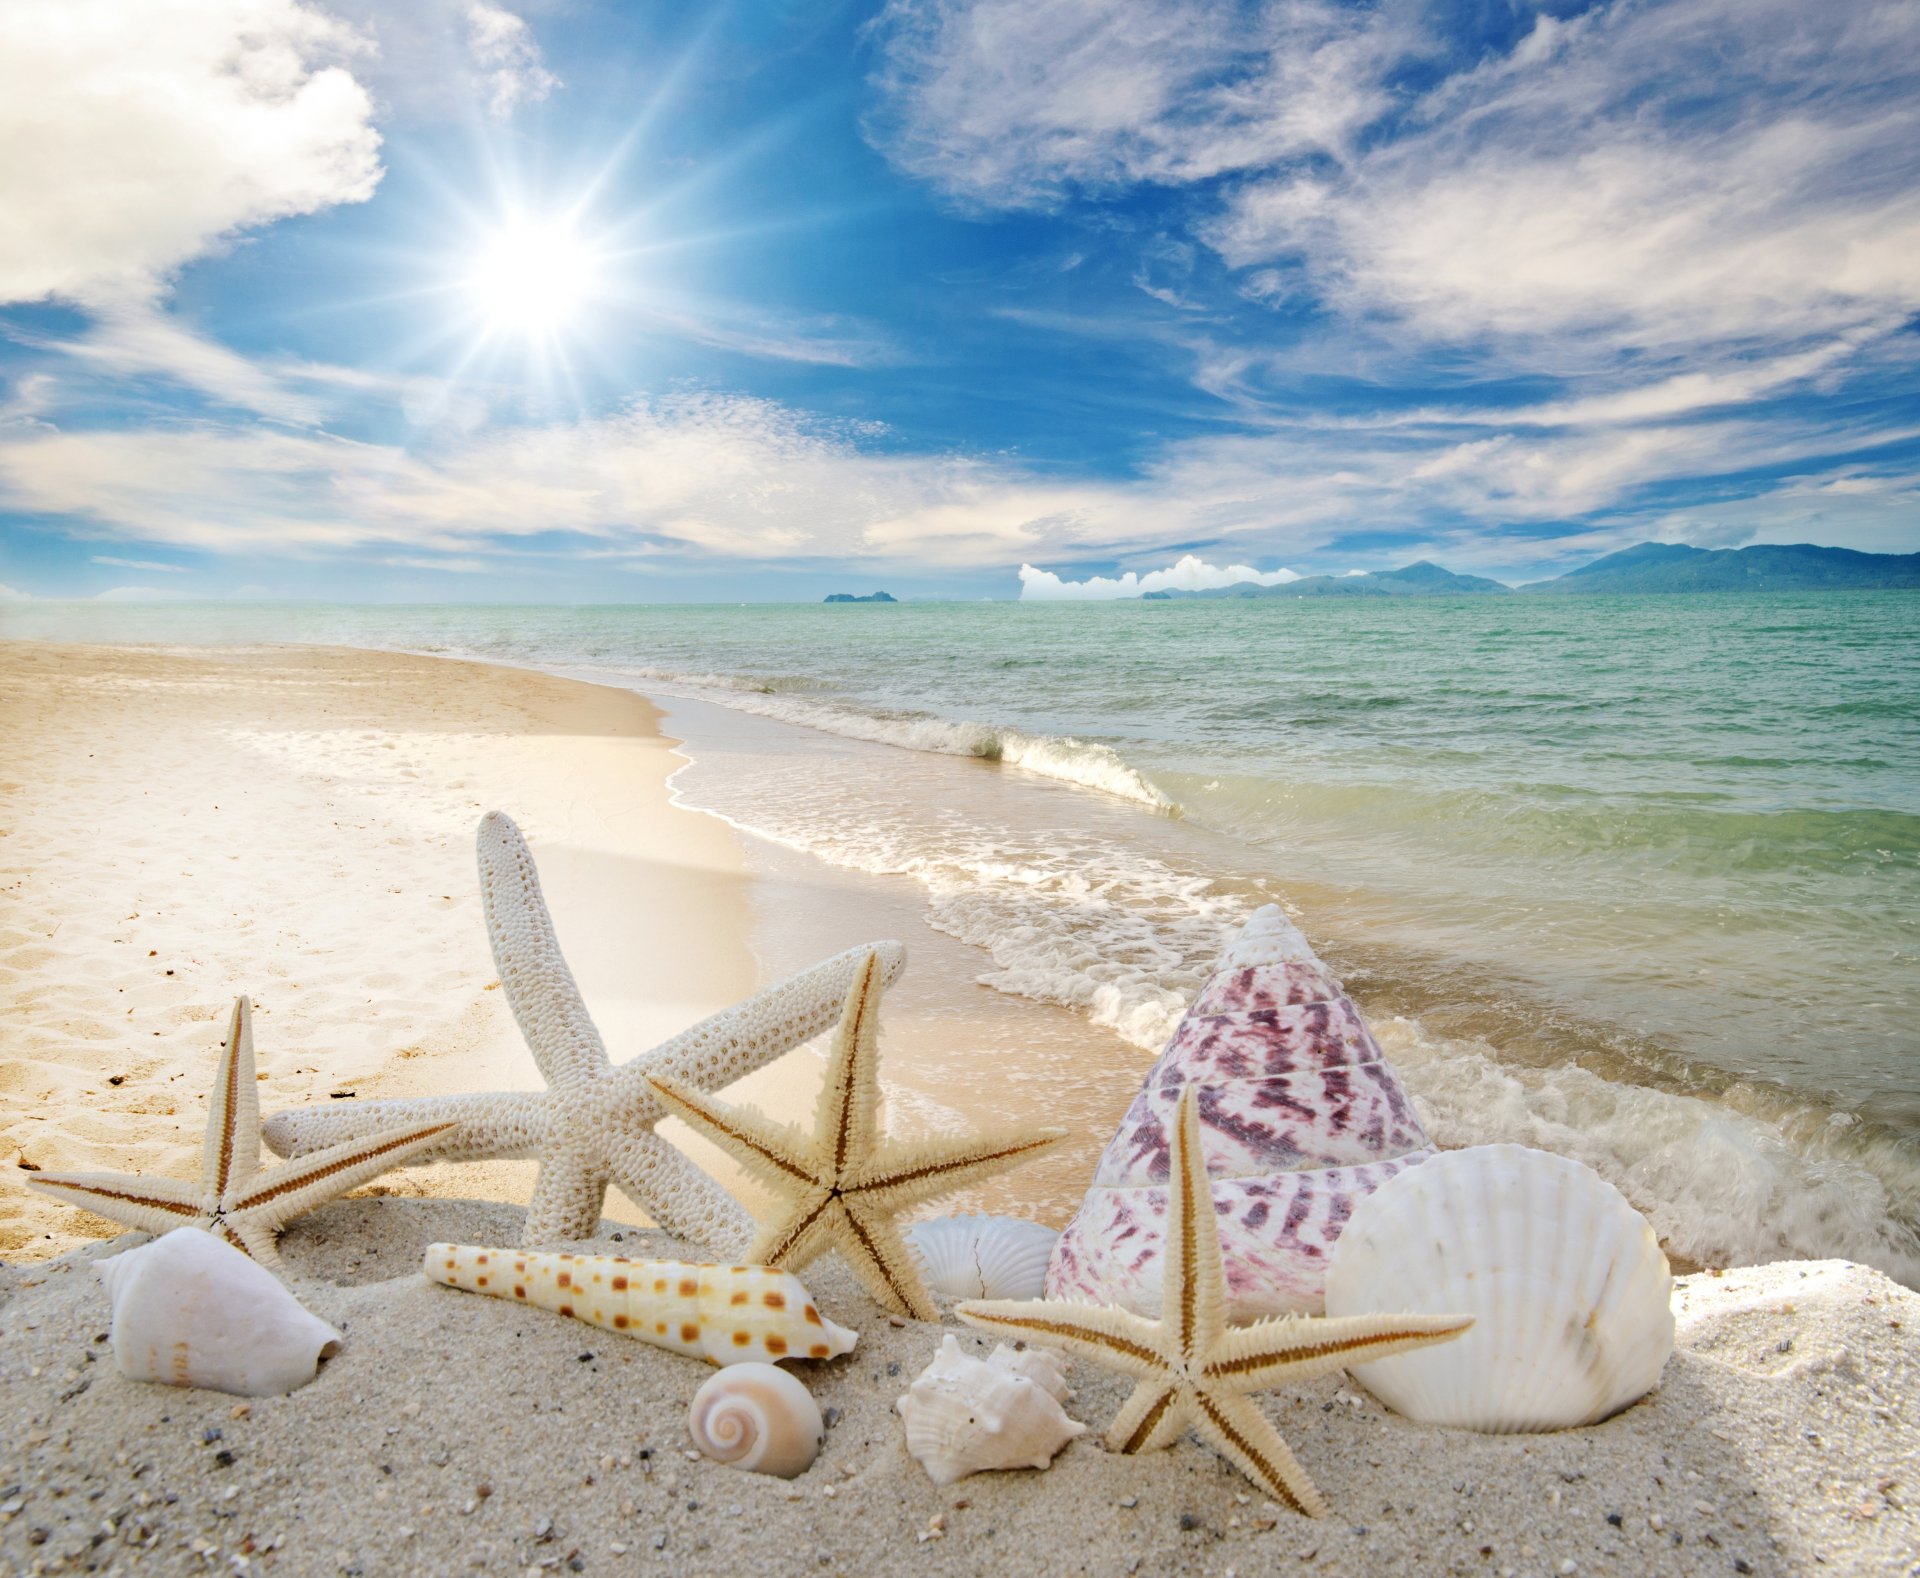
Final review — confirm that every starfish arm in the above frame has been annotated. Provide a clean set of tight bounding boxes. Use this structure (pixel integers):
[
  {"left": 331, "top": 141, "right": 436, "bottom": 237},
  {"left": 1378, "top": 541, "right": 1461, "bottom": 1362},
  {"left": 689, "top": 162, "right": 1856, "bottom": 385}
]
[
  {"left": 1106, "top": 1380, "right": 1189, "bottom": 1455},
  {"left": 838, "top": 1197, "right": 940, "bottom": 1320},
  {"left": 1163, "top": 1087, "right": 1225, "bottom": 1365},
  {"left": 520, "top": 1151, "right": 615, "bottom": 1246},
  {"left": 743, "top": 1187, "right": 841, "bottom": 1273},
  {"left": 624, "top": 940, "right": 907, "bottom": 1114},
  {"left": 202, "top": 998, "right": 260, "bottom": 1195},
  {"left": 27, "top": 1171, "right": 208, "bottom": 1238},
  {"left": 812, "top": 952, "right": 887, "bottom": 1178},
  {"left": 231, "top": 1121, "right": 457, "bottom": 1234},
  {"left": 261, "top": 1091, "right": 549, "bottom": 1163},
  {"left": 644, "top": 1074, "right": 825, "bottom": 1187},
  {"left": 224, "top": 1218, "right": 283, "bottom": 1267},
  {"left": 478, "top": 811, "right": 613, "bottom": 1091},
  {"left": 955, "top": 1298, "right": 1169, "bottom": 1382},
  {"left": 1204, "top": 1310, "right": 1474, "bottom": 1393},
  {"left": 603, "top": 1130, "right": 755, "bottom": 1256},
  {"left": 850, "top": 1127, "right": 1067, "bottom": 1212},
  {"left": 1190, "top": 1390, "right": 1330, "bottom": 1520}
]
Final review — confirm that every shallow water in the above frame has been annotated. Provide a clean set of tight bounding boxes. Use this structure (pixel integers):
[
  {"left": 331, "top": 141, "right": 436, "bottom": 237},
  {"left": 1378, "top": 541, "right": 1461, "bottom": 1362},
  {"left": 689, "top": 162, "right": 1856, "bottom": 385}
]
[{"left": 7, "top": 591, "right": 1917, "bottom": 1282}]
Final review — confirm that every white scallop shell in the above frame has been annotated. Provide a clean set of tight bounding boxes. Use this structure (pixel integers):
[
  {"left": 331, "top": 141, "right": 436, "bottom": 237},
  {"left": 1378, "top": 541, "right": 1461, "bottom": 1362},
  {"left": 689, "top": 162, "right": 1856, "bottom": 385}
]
[
  {"left": 688, "top": 1363, "right": 823, "bottom": 1478},
  {"left": 906, "top": 1215, "right": 1059, "bottom": 1300},
  {"left": 1324, "top": 1144, "right": 1674, "bottom": 1432},
  {"left": 96, "top": 1228, "right": 342, "bottom": 1397},
  {"left": 895, "top": 1335, "right": 1085, "bottom": 1487}
]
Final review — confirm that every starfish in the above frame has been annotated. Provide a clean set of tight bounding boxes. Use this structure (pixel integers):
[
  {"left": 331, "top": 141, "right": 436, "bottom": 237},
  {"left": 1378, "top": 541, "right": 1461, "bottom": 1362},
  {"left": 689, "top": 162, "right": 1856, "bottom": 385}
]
[
  {"left": 261, "top": 811, "right": 907, "bottom": 1254},
  {"left": 956, "top": 1087, "right": 1472, "bottom": 1517},
  {"left": 29, "top": 998, "right": 453, "bottom": 1267},
  {"left": 646, "top": 949, "right": 1067, "bottom": 1321}
]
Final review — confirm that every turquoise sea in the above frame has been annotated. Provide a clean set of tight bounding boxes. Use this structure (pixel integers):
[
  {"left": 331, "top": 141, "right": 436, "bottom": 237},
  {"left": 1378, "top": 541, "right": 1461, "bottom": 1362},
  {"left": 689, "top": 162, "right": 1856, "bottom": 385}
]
[{"left": 7, "top": 591, "right": 1917, "bottom": 1283}]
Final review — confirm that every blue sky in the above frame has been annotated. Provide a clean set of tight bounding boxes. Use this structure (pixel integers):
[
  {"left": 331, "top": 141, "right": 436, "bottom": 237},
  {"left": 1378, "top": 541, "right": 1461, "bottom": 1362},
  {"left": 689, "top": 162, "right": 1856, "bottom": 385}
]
[{"left": 1, "top": 0, "right": 1916, "bottom": 603}]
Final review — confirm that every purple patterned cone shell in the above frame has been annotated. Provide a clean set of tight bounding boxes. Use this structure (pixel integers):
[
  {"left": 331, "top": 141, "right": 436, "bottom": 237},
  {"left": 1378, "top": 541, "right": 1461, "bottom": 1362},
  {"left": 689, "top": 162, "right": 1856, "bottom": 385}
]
[{"left": 1046, "top": 905, "right": 1434, "bottom": 1320}]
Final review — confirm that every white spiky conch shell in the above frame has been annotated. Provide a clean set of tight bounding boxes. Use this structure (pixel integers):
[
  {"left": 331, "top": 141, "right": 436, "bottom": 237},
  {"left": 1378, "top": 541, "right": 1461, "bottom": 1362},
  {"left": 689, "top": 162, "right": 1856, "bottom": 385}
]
[
  {"left": 688, "top": 1362, "right": 824, "bottom": 1478},
  {"left": 1324, "top": 1144, "right": 1675, "bottom": 1432},
  {"left": 96, "top": 1227, "right": 342, "bottom": 1397},
  {"left": 894, "top": 1335, "right": 1085, "bottom": 1487},
  {"left": 905, "top": 1215, "right": 1059, "bottom": 1300},
  {"left": 1047, "top": 905, "right": 1435, "bottom": 1320}
]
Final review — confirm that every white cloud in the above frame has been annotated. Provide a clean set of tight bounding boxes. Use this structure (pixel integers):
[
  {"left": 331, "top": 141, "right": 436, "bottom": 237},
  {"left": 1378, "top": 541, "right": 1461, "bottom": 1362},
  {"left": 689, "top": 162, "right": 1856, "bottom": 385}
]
[
  {"left": 90, "top": 555, "right": 186, "bottom": 573},
  {"left": 0, "top": 0, "right": 382, "bottom": 308},
  {"left": 0, "top": 582, "right": 31, "bottom": 602},
  {"left": 1018, "top": 553, "right": 1298, "bottom": 600},
  {"left": 867, "top": 0, "right": 1406, "bottom": 208},
  {"left": 466, "top": 2, "right": 558, "bottom": 119}
]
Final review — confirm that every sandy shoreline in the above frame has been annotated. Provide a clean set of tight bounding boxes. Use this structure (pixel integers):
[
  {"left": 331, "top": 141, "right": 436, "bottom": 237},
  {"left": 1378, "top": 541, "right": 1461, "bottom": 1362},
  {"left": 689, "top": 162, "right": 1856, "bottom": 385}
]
[
  {"left": 3, "top": 640, "right": 1917, "bottom": 1574},
  {"left": 0, "top": 642, "right": 759, "bottom": 1259}
]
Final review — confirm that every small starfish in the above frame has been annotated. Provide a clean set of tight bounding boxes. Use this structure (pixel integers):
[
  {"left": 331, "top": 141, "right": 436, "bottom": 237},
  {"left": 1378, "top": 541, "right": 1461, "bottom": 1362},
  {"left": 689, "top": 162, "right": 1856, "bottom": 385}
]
[
  {"left": 262, "top": 811, "right": 907, "bottom": 1253},
  {"left": 29, "top": 998, "right": 453, "bottom": 1267},
  {"left": 647, "top": 950, "right": 1066, "bottom": 1320},
  {"left": 956, "top": 1086, "right": 1472, "bottom": 1517}
]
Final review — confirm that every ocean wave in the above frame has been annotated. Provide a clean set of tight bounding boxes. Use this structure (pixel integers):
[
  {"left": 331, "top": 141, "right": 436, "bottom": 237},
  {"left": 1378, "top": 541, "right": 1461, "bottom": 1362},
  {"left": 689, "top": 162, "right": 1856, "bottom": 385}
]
[{"left": 602, "top": 664, "right": 1182, "bottom": 812}]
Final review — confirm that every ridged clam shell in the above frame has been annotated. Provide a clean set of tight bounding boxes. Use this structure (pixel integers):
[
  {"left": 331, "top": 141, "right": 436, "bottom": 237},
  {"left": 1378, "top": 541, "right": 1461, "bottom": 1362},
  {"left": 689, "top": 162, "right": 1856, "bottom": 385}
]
[
  {"left": 895, "top": 1336, "right": 1085, "bottom": 1487},
  {"left": 688, "top": 1362, "right": 824, "bottom": 1478},
  {"left": 97, "top": 1228, "right": 341, "bottom": 1397},
  {"left": 1324, "top": 1144, "right": 1675, "bottom": 1432},
  {"left": 1047, "top": 905, "right": 1434, "bottom": 1320},
  {"left": 906, "top": 1215, "right": 1059, "bottom": 1301}
]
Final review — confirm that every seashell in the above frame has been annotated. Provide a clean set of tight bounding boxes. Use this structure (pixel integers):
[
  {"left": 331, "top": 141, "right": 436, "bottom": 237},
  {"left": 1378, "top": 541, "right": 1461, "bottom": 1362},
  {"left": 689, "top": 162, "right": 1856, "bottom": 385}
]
[
  {"left": 688, "top": 1362, "right": 824, "bottom": 1478},
  {"left": 96, "top": 1227, "right": 341, "bottom": 1397},
  {"left": 1047, "top": 905, "right": 1433, "bottom": 1321},
  {"left": 906, "top": 1215, "right": 1060, "bottom": 1301},
  {"left": 425, "top": 1244, "right": 857, "bottom": 1366},
  {"left": 987, "top": 1342, "right": 1070, "bottom": 1402},
  {"left": 895, "top": 1335, "right": 1085, "bottom": 1487},
  {"left": 1324, "top": 1144, "right": 1675, "bottom": 1432}
]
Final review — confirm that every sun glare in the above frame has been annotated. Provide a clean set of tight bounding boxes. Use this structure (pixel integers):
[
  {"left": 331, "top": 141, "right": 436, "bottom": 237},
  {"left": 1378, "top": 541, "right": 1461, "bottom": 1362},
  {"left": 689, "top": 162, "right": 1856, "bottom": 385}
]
[{"left": 466, "top": 217, "right": 599, "bottom": 338}]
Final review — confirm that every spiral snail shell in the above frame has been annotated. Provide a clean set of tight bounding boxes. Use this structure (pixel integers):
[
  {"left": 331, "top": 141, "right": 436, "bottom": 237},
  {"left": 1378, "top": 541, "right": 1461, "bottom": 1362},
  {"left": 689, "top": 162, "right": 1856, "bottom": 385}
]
[{"left": 687, "top": 1362, "right": 824, "bottom": 1478}]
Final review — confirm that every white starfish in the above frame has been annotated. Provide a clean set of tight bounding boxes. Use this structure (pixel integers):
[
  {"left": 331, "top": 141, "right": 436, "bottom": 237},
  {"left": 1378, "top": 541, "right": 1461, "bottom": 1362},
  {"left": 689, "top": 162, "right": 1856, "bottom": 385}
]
[
  {"left": 262, "top": 811, "right": 905, "bottom": 1253},
  {"left": 29, "top": 998, "right": 454, "bottom": 1267}
]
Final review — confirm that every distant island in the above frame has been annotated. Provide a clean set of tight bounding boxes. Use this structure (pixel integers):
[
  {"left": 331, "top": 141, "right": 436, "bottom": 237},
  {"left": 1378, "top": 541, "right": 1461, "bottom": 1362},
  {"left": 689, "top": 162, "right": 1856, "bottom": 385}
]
[
  {"left": 1141, "top": 542, "right": 1920, "bottom": 600},
  {"left": 823, "top": 591, "right": 897, "bottom": 603},
  {"left": 1146, "top": 561, "right": 1508, "bottom": 599}
]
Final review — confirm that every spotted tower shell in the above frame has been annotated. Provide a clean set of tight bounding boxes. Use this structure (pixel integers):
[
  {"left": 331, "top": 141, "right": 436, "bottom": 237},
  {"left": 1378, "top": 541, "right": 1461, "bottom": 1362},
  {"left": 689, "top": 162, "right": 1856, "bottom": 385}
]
[{"left": 1045, "top": 905, "right": 1433, "bottom": 1321}]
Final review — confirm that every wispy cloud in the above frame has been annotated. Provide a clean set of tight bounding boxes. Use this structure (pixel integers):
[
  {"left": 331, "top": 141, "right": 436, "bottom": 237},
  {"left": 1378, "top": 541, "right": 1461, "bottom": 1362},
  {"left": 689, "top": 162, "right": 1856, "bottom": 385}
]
[
  {"left": 90, "top": 554, "right": 186, "bottom": 573},
  {"left": 465, "top": 2, "right": 559, "bottom": 120}
]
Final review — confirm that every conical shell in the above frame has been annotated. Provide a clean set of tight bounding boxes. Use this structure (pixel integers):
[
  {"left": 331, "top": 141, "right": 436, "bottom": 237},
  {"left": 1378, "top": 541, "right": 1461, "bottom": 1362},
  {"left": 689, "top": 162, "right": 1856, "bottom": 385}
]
[
  {"left": 97, "top": 1228, "right": 341, "bottom": 1397},
  {"left": 1047, "top": 906, "right": 1433, "bottom": 1320},
  {"left": 688, "top": 1362, "right": 824, "bottom": 1478},
  {"left": 425, "top": 1244, "right": 857, "bottom": 1366},
  {"left": 895, "top": 1335, "right": 1085, "bottom": 1487},
  {"left": 1324, "top": 1144, "right": 1674, "bottom": 1432},
  {"left": 906, "top": 1215, "right": 1059, "bottom": 1300}
]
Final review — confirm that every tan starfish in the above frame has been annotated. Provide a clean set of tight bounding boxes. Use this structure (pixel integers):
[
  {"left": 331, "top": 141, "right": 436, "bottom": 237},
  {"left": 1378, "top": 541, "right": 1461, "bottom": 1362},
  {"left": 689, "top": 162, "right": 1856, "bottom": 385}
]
[
  {"left": 29, "top": 998, "right": 453, "bottom": 1267},
  {"left": 262, "top": 811, "right": 907, "bottom": 1253},
  {"left": 956, "top": 1086, "right": 1472, "bottom": 1517},
  {"left": 646, "top": 950, "right": 1065, "bottom": 1320}
]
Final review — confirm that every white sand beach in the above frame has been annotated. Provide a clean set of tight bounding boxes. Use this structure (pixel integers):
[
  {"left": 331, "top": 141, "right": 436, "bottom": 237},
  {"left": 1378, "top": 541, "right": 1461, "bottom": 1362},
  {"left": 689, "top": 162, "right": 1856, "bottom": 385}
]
[{"left": 2, "top": 642, "right": 1916, "bottom": 1576}]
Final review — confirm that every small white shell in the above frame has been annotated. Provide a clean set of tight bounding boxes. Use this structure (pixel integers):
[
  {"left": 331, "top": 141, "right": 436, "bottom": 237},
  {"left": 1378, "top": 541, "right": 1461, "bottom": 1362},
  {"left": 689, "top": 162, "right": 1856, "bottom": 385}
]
[
  {"left": 96, "top": 1228, "right": 341, "bottom": 1397},
  {"left": 688, "top": 1363, "right": 823, "bottom": 1478},
  {"left": 895, "top": 1335, "right": 1085, "bottom": 1487},
  {"left": 906, "top": 1215, "right": 1059, "bottom": 1300},
  {"left": 1324, "top": 1144, "right": 1675, "bottom": 1432}
]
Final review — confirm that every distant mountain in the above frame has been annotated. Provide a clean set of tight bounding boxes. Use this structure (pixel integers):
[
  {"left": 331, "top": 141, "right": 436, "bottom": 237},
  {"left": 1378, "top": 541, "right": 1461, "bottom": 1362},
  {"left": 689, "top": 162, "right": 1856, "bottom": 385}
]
[
  {"left": 823, "top": 590, "right": 897, "bottom": 603},
  {"left": 1521, "top": 541, "right": 1920, "bottom": 594},
  {"left": 1146, "top": 561, "right": 1511, "bottom": 599}
]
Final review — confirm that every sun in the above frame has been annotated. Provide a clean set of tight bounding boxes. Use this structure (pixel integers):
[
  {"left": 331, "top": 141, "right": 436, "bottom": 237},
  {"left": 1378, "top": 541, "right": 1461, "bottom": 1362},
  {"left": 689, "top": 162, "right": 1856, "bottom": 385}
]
[{"left": 466, "top": 215, "right": 600, "bottom": 338}]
